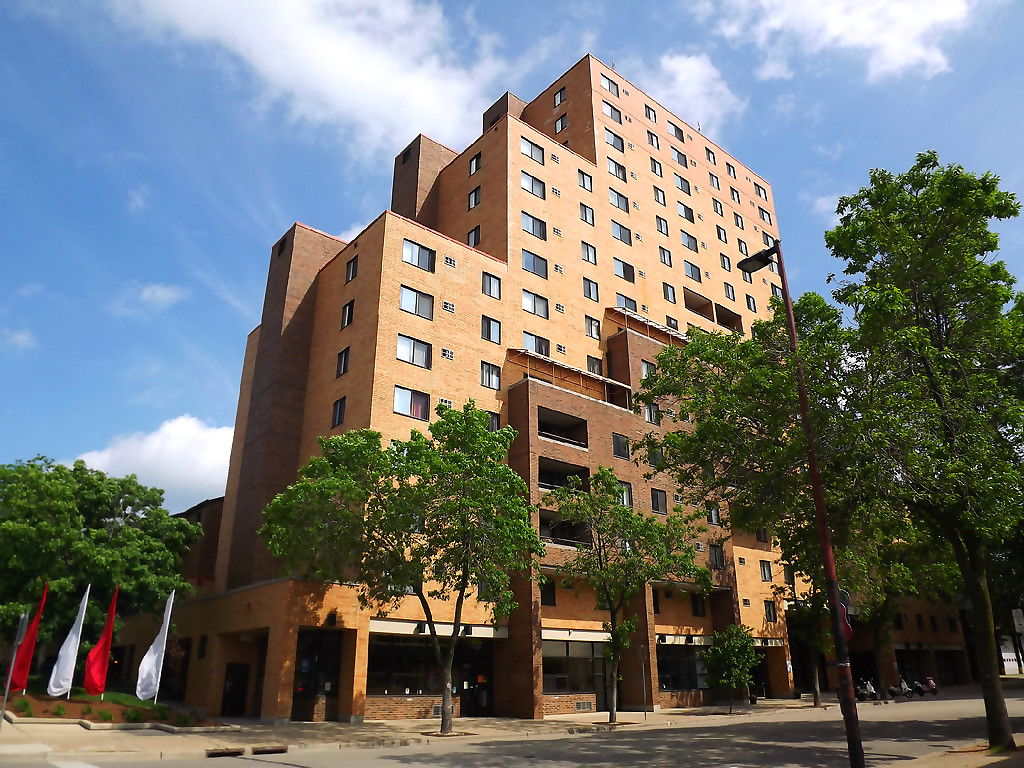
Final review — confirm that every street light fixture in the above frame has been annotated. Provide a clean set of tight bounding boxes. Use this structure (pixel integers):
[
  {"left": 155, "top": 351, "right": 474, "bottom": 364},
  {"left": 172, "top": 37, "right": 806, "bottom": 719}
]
[{"left": 737, "top": 241, "right": 866, "bottom": 768}]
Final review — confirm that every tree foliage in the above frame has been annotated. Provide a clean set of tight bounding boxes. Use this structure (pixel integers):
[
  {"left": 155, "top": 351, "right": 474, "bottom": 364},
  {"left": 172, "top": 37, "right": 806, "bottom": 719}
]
[
  {"left": 700, "top": 624, "right": 760, "bottom": 713},
  {"left": 0, "top": 457, "right": 200, "bottom": 653},
  {"left": 543, "top": 467, "right": 709, "bottom": 723},
  {"left": 260, "top": 402, "right": 543, "bottom": 734}
]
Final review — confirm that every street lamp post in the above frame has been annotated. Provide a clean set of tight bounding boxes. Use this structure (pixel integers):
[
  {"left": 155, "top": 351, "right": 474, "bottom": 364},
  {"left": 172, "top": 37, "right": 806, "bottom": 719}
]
[{"left": 737, "top": 241, "right": 865, "bottom": 768}]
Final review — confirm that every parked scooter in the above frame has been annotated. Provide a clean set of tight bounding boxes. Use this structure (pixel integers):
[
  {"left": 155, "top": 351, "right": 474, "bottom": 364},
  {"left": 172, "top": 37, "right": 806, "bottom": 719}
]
[
  {"left": 913, "top": 676, "right": 938, "bottom": 696},
  {"left": 855, "top": 679, "right": 879, "bottom": 701},
  {"left": 887, "top": 678, "right": 915, "bottom": 699}
]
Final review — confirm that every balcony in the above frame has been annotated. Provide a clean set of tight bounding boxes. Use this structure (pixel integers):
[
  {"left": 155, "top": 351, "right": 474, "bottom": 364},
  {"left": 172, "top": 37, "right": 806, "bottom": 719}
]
[
  {"left": 683, "top": 288, "right": 715, "bottom": 322},
  {"left": 506, "top": 349, "right": 631, "bottom": 410},
  {"left": 537, "top": 456, "right": 589, "bottom": 493},
  {"left": 714, "top": 303, "right": 743, "bottom": 334},
  {"left": 537, "top": 407, "right": 588, "bottom": 449},
  {"left": 540, "top": 510, "right": 591, "bottom": 548}
]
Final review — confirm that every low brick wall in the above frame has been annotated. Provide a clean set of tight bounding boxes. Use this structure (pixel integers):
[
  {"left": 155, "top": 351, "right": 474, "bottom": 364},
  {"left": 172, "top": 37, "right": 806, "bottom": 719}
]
[
  {"left": 364, "top": 695, "right": 462, "bottom": 720},
  {"left": 658, "top": 689, "right": 709, "bottom": 708},
  {"left": 543, "top": 692, "right": 598, "bottom": 716}
]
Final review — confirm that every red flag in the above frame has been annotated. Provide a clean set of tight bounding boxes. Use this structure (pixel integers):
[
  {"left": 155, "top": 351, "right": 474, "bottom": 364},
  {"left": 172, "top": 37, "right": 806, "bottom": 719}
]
[
  {"left": 83, "top": 586, "right": 118, "bottom": 696},
  {"left": 8, "top": 583, "right": 47, "bottom": 691}
]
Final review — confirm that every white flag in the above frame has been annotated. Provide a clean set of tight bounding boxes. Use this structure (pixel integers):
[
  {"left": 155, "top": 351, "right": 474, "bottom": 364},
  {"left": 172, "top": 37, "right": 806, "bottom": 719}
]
[
  {"left": 47, "top": 585, "right": 91, "bottom": 697},
  {"left": 136, "top": 591, "right": 174, "bottom": 701}
]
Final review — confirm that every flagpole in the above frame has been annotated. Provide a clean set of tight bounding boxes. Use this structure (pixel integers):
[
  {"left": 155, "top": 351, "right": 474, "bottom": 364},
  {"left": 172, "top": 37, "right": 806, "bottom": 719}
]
[{"left": 1, "top": 613, "right": 29, "bottom": 734}]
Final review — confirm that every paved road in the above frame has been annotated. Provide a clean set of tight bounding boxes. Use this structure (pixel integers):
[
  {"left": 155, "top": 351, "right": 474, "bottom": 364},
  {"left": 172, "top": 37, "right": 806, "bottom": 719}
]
[{"left": 6, "top": 693, "right": 1024, "bottom": 768}]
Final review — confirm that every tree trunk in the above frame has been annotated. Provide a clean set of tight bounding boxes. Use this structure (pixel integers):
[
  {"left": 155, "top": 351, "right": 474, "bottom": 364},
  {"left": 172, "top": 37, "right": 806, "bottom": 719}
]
[
  {"left": 959, "top": 551, "right": 1015, "bottom": 750},
  {"left": 607, "top": 660, "right": 618, "bottom": 724},
  {"left": 440, "top": 664, "right": 454, "bottom": 735},
  {"left": 808, "top": 652, "right": 821, "bottom": 707}
]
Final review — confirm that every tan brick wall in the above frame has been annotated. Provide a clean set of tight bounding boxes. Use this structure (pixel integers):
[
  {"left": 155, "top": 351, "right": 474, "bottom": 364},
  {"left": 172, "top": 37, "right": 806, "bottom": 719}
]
[
  {"left": 543, "top": 693, "right": 598, "bottom": 716},
  {"left": 364, "top": 695, "right": 461, "bottom": 720},
  {"left": 658, "top": 689, "right": 709, "bottom": 708}
]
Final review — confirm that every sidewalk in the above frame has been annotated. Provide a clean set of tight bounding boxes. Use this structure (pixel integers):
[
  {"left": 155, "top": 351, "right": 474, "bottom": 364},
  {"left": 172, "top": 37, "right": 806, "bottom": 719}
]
[{"left": 3, "top": 698, "right": 1023, "bottom": 766}]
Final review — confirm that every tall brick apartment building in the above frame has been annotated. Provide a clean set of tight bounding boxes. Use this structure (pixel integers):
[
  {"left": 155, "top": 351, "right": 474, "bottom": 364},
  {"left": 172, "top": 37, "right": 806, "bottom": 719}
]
[{"left": 118, "top": 54, "right": 968, "bottom": 721}]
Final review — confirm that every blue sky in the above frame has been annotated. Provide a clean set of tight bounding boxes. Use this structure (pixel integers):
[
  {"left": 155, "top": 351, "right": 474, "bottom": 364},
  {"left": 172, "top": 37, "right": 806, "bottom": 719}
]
[{"left": 2, "top": 0, "right": 1022, "bottom": 513}]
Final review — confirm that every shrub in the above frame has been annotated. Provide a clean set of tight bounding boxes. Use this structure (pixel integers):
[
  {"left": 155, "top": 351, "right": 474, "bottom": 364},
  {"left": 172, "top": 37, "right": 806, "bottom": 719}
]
[
  {"left": 98, "top": 710, "right": 113, "bottom": 722},
  {"left": 53, "top": 703, "right": 66, "bottom": 716},
  {"left": 124, "top": 708, "right": 143, "bottom": 723},
  {"left": 82, "top": 705, "right": 93, "bottom": 715},
  {"left": 175, "top": 713, "right": 192, "bottom": 727},
  {"left": 154, "top": 704, "right": 170, "bottom": 721},
  {"left": 14, "top": 698, "right": 33, "bottom": 717}
]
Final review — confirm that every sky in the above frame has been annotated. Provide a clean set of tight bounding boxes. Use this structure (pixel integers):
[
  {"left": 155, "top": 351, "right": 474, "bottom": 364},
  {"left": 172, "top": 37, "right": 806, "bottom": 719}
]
[{"left": 1, "top": 0, "right": 1022, "bottom": 514}]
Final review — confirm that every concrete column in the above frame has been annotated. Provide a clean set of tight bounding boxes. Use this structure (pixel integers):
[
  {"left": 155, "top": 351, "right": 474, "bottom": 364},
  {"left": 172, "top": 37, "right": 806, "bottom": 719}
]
[{"left": 261, "top": 622, "right": 299, "bottom": 720}]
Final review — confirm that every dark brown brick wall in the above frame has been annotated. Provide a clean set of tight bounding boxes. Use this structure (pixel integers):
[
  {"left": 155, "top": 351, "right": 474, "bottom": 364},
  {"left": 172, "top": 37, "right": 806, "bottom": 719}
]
[{"left": 364, "top": 695, "right": 461, "bottom": 720}]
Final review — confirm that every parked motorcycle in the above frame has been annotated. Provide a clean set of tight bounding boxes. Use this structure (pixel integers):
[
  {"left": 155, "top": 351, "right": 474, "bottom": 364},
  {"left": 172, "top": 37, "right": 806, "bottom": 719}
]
[
  {"left": 887, "top": 678, "right": 915, "bottom": 699},
  {"left": 913, "top": 676, "right": 938, "bottom": 696},
  {"left": 855, "top": 679, "right": 879, "bottom": 701}
]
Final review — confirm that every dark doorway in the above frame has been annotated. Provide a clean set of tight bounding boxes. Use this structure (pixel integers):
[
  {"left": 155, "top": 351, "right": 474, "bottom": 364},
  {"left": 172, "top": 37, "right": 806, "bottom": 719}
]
[
  {"left": 751, "top": 652, "right": 770, "bottom": 698},
  {"left": 222, "top": 663, "right": 250, "bottom": 717},
  {"left": 291, "top": 629, "right": 342, "bottom": 721},
  {"left": 456, "top": 638, "right": 494, "bottom": 716}
]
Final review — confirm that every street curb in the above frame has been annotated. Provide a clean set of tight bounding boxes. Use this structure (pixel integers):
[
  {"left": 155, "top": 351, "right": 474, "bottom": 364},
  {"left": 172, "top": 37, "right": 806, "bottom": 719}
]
[{"left": 3, "top": 709, "right": 239, "bottom": 732}]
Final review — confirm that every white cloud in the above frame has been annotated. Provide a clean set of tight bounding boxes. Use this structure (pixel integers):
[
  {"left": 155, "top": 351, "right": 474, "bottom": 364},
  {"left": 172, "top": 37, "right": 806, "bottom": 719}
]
[
  {"left": 111, "top": 282, "right": 190, "bottom": 316},
  {"left": 0, "top": 328, "right": 37, "bottom": 351},
  {"left": 17, "top": 283, "right": 43, "bottom": 298},
  {"left": 99, "top": 0, "right": 525, "bottom": 156},
  {"left": 127, "top": 184, "right": 149, "bottom": 211},
  {"left": 701, "top": 0, "right": 981, "bottom": 81},
  {"left": 808, "top": 193, "right": 842, "bottom": 225},
  {"left": 632, "top": 53, "right": 747, "bottom": 139},
  {"left": 76, "top": 415, "right": 233, "bottom": 513}
]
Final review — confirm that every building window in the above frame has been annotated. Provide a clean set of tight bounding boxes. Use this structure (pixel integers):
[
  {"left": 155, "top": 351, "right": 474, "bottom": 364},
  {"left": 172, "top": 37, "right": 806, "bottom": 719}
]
[
  {"left": 653, "top": 187, "right": 666, "bottom": 206},
  {"left": 587, "top": 355, "right": 603, "bottom": 375},
  {"left": 709, "top": 172, "right": 720, "bottom": 190},
  {"left": 691, "top": 592, "right": 707, "bottom": 616},
  {"left": 394, "top": 386, "right": 430, "bottom": 420},
  {"left": 616, "top": 293, "right": 637, "bottom": 312},
  {"left": 583, "top": 277, "right": 599, "bottom": 301},
  {"left": 644, "top": 403, "right": 661, "bottom": 425},
  {"left": 742, "top": 269, "right": 753, "bottom": 284},
  {"left": 784, "top": 565, "right": 795, "bottom": 586},
  {"left": 648, "top": 446, "right": 664, "bottom": 468},
  {"left": 711, "top": 198, "right": 723, "bottom": 217},
  {"left": 605, "top": 128, "right": 624, "bottom": 152},
  {"left": 663, "top": 282, "right": 676, "bottom": 303},
  {"left": 948, "top": 617, "right": 958, "bottom": 633},
  {"left": 647, "top": 130, "right": 660, "bottom": 149},
  {"left": 579, "top": 169, "right": 593, "bottom": 191},
  {"left": 760, "top": 560, "right": 772, "bottom": 582},
  {"left": 893, "top": 613, "right": 904, "bottom": 630},
  {"left": 667, "top": 121, "right": 684, "bottom": 141},
  {"left": 716, "top": 225, "right": 727, "bottom": 243},
  {"left": 681, "top": 231, "right": 698, "bottom": 253},
  {"left": 397, "top": 334, "right": 432, "bottom": 368},
  {"left": 746, "top": 294, "right": 757, "bottom": 312},
  {"left": 336, "top": 347, "right": 350, "bottom": 377},
  {"left": 666, "top": 316, "right": 678, "bottom": 330},
  {"left": 522, "top": 211, "right": 547, "bottom": 240},
  {"left": 481, "top": 316, "right": 501, "bottom": 344},
  {"left": 467, "top": 226, "right": 481, "bottom": 248},
  {"left": 402, "top": 239, "right": 436, "bottom": 272},
  {"left": 672, "top": 147, "right": 687, "bottom": 166},
  {"left": 611, "top": 221, "right": 632, "bottom": 245},
  {"left": 581, "top": 241, "right": 597, "bottom": 264},
  {"left": 540, "top": 580, "right": 556, "bottom": 606},
  {"left": 755, "top": 527, "right": 769, "bottom": 543},
  {"left": 659, "top": 246, "right": 673, "bottom": 266},
  {"left": 341, "top": 299, "right": 355, "bottom": 328},
  {"left": 738, "top": 239, "right": 748, "bottom": 257},
  {"left": 720, "top": 253, "right": 731, "bottom": 271},
  {"left": 468, "top": 186, "right": 481, "bottom": 209},
  {"left": 645, "top": 104, "right": 657, "bottom": 121},
  {"left": 678, "top": 202, "right": 694, "bottom": 222},
  {"left": 469, "top": 152, "right": 481, "bottom": 175},
  {"left": 705, "top": 147, "right": 716, "bottom": 164},
  {"left": 480, "top": 362, "right": 501, "bottom": 390},
  {"left": 554, "top": 113, "right": 568, "bottom": 133},
  {"left": 651, "top": 157, "right": 663, "bottom": 177},
  {"left": 754, "top": 182, "right": 768, "bottom": 200},
  {"left": 618, "top": 481, "right": 633, "bottom": 507},
  {"left": 399, "top": 286, "right": 433, "bottom": 319},
  {"left": 580, "top": 203, "right": 595, "bottom": 225},
  {"left": 612, "top": 432, "right": 629, "bottom": 459},
  {"left": 772, "top": 284, "right": 783, "bottom": 299},
  {"left": 520, "top": 289, "right": 548, "bottom": 319},
  {"left": 554, "top": 86, "right": 566, "bottom": 106},
  {"left": 764, "top": 232, "right": 776, "bottom": 248},
  {"left": 765, "top": 600, "right": 778, "bottom": 623},
  {"left": 602, "top": 100, "right": 622, "bottom": 123},
  {"left": 614, "top": 258, "right": 635, "bottom": 282},
  {"left": 709, "top": 544, "right": 725, "bottom": 570},
  {"left": 653, "top": 589, "right": 661, "bottom": 614},
  {"left": 481, "top": 272, "right": 501, "bottom": 299},
  {"left": 345, "top": 255, "right": 358, "bottom": 283},
  {"left": 652, "top": 489, "right": 668, "bottom": 514},
  {"left": 607, "top": 157, "right": 627, "bottom": 181},
  {"left": 641, "top": 359, "right": 656, "bottom": 377},
  {"left": 656, "top": 216, "right": 669, "bottom": 236},
  {"left": 724, "top": 282, "right": 735, "bottom": 301},
  {"left": 707, "top": 504, "right": 722, "bottom": 525},
  {"left": 522, "top": 171, "right": 545, "bottom": 199},
  {"left": 585, "top": 315, "right": 601, "bottom": 339},
  {"left": 675, "top": 174, "right": 691, "bottom": 195},
  {"left": 730, "top": 187, "right": 741, "bottom": 205},
  {"left": 601, "top": 73, "right": 619, "bottom": 96},
  {"left": 521, "top": 136, "right": 544, "bottom": 164},
  {"left": 522, "top": 249, "right": 548, "bottom": 278},
  {"left": 332, "top": 397, "right": 346, "bottom": 427},
  {"left": 726, "top": 162, "right": 737, "bottom": 178},
  {"left": 733, "top": 212, "right": 744, "bottom": 230},
  {"left": 484, "top": 411, "right": 500, "bottom": 432},
  {"left": 523, "top": 331, "right": 550, "bottom": 356},
  {"left": 759, "top": 207, "right": 773, "bottom": 224},
  {"left": 609, "top": 187, "right": 629, "bottom": 211}
]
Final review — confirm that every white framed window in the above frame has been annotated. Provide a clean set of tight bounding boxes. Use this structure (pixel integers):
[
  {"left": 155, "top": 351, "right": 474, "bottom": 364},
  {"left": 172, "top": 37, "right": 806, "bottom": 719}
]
[
  {"left": 659, "top": 246, "right": 672, "bottom": 266},
  {"left": 684, "top": 260, "right": 701, "bottom": 282},
  {"left": 724, "top": 282, "right": 735, "bottom": 301},
  {"left": 468, "top": 186, "right": 481, "bottom": 209},
  {"left": 523, "top": 331, "right": 550, "bottom": 356},
  {"left": 481, "top": 272, "right": 501, "bottom": 299},
  {"left": 681, "top": 231, "right": 698, "bottom": 252},
  {"left": 469, "top": 152, "right": 481, "bottom": 175},
  {"left": 585, "top": 315, "right": 601, "bottom": 338},
  {"left": 467, "top": 226, "right": 480, "bottom": 248},
  {"left": 394, "top": 385, "right": 430, "bottom": 420},
  {"left": 578, "top": 169, "right": 593, "bottom": 191},
  {"left": 554, "top": 113, "right": 568, "bottom": 133},
  {"left": 651, "top": 157, "right": 663, "bottom": 177},
  {"left": 611, "top": 220, "right": 632, "bottom": 245},
  {"left": 600, "top": 73, "right": 619, "bottom": 96},
  {"left": 583, "top": 277, "right": 599, "bottom": 301},
  {"left": 521, "top": 211, "right": 547, "bottom": 240},
  {"left": 674, "top": 173, "right": 690, "bottom": 195},
  {"left": 605, "top": 128, "right": 624, "bottom": 152},
  {"left": 397, "top": 334, "right": 432, "bottom": 368},
  {"left": 663, "top": 282, "right": 676, "bottom": 303},
  {"left": 647, "top": 131, "right": 659, "bottom": 149},
  {"left": 609, "top": 187, "right": 629, "bottom": 211},
  {"left": 645, "top": 104, "right": 657, "bottom": 121},
  {"left": 521, "top": 136, "right": 544, "bottom": 164},
  {"left": 522, "top": 289, "right": 549, "bottom": 318},
  {"left": 332, "top": 397, "right": 346, "bottom": 427},
  {"left": 399, "top": 286, "right": 433, "bottom": 319},
  {"left": 654, "top": 187, "right": 666, "bottom": 206},
  {"left": 618, "top": 481, "right": 633, "bottom": 507},
  {"left": 480, "top": 362, "right": 501, "bottom": 390},
  {"left": 712, "top": 198, "right": 724, "bottom": 216},
  {"left": 616, "top": 293, "right": 637, "bottom": 311},
  {"left": 678, "top": 202, "right": 694, "bottom": 222},
  {"left": 709, "top": 172, "right": 720, "bottom": 190},
  {"left": 554, "top": 86, "right": 565, "bottom": 106},
  {"left": 481, "top": 315, "right": 501, "bottom": 344},
  {"left": 656, "top": 216, "right": 669, "bottom": 236},
  {"left": 607, "top": 157, "right": 627, "bottom": 181},
  {"left": 581, "top": 241, "right": 597, "bottom": 263},
  {"left": 614, "top": 258, "right": 635, "bottom": 282},
  {"left": 580, "top": 203, "right": 595, "bottom": 225},
  {"left": 602, "top": 100, "right": 622, "bottom": 123},
  {"left": 402, "top": 239, "right": 436, "bottom": 272},
  {"left": 521, "top": 171, "right": 545, "bottom": 199},
  {"left": 746, "top": 294, "right": 757, "bottom": 312}
]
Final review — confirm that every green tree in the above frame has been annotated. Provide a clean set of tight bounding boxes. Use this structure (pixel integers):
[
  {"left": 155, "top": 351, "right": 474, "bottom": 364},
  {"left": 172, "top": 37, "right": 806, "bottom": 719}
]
[
  {"left": 826, "top": 150, "right": 1023, "bottom": 749},
  {"left": 0, "top": 457, "right": 201, "bottom": 656},
  {"left": 700, "top": 624, "right": 760, "bottom": 713},
  {"left": 260, "top": 403, "right": 543, "bottom": 735},
  {"left": 543, "top": 467, "right": 709, "bottom": 723}
]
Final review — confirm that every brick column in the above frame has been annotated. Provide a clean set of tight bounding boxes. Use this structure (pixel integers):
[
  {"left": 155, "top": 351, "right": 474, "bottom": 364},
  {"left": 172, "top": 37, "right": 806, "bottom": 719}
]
[
  {"left": 260, "top": 622, "right": 298, "bottom": 721},
  {"left": 337, "top": 619, "right": 370, "bottom": 722},
  {"left": 619, "top": 588, "right": 658, "bottom": 711}
]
